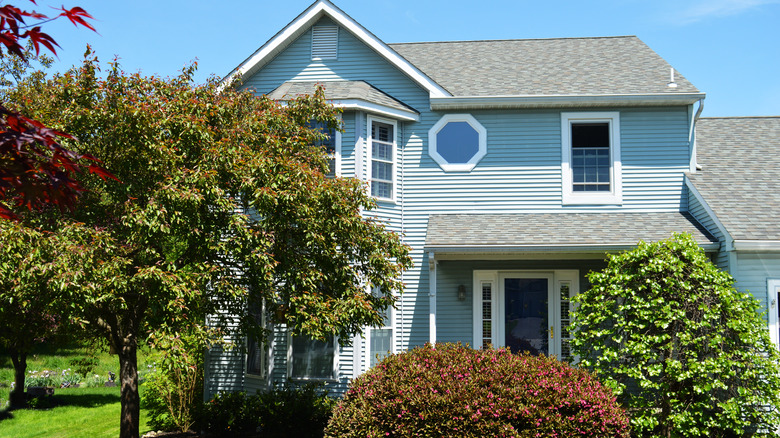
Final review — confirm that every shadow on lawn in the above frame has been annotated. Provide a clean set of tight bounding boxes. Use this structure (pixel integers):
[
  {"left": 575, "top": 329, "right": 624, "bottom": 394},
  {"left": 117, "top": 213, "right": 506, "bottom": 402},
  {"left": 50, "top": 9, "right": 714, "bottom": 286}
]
[{"left": 54, "top": 391, "right": 120, "bottom": 408}]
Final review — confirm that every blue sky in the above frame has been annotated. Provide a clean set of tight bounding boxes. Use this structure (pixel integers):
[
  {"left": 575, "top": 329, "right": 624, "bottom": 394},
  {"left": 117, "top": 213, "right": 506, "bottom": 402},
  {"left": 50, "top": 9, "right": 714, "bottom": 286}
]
[{"left": 40, "top": 0, "right": 780, "bottom": 117}]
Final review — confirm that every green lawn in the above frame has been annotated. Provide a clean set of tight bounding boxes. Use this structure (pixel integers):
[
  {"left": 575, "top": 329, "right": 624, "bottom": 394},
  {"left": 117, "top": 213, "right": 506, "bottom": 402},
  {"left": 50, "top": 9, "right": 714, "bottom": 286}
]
[
  {"left": 0, "top": 343, "right": 159, "bottom": 437},
  {"left": 0, "top": 386, "right": 152, "bottom": 438}
]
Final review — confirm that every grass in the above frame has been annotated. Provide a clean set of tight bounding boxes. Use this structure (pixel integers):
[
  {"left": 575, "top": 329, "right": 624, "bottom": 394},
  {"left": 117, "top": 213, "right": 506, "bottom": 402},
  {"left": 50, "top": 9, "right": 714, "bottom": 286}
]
[
  {"left": 0, "top": 386, "right": 153, "bottom": 438},
  {"left": 0, "top": 342, "right": 160, "bottom": 437}
]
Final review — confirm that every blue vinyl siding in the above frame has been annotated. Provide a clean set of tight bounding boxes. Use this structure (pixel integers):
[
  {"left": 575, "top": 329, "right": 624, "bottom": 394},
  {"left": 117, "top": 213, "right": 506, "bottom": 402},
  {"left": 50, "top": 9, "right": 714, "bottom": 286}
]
[{"left": 733, "top": 253, "right": 780, "bottom": 320}]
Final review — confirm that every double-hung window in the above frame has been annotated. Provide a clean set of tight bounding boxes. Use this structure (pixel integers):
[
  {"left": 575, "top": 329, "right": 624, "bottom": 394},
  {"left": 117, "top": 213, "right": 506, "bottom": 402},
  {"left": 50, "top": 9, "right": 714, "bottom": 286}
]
[
  {"left": 289, "top": 334, "right": 337, "bottom": 380},
  {"left": 368, "top": 117, "right": 396, "bottom": 201},
  {"left": 561, "top": 112, "right": 622, "bottom": 205}
]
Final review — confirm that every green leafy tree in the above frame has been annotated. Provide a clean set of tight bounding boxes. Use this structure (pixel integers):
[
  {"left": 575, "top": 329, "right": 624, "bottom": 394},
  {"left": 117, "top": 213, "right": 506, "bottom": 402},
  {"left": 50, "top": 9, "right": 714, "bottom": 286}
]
[
  {"left": 0, "top": 221, "right": 61, "bottom": 407},
  {"left": 7, "top": 54, "right": 412, "bottom": 438},
  {"left": 572, "top": 233, "right": 780, "bottom": 437}
]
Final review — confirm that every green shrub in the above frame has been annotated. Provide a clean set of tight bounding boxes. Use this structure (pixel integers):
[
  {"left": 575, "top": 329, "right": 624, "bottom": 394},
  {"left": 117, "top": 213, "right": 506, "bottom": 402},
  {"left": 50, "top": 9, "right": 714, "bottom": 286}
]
[
  {"left": 201, "top": 391, "right": 261, "bottom": 437},
  {"left": 325, "top": 343, "right": 630, "bottom": 438},
  {"left": 140, "top": 334, "right": 203, "bottom": 433},
  {"left": 256, "top": 382, "right": 337, "bottom": 438},
  {"left": 572, "top": 233, "right": 780, "bottom": 437},
  {"left": 201, "top": 383, "right": 337, "bottom": 438}
]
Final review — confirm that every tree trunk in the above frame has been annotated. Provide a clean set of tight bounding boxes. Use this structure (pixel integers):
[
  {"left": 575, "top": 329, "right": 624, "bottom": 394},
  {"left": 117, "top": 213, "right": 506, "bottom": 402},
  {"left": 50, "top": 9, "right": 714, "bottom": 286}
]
[
  {"left": 118, "top": 340, "right": 140, "bottom": 438},
  {"left": 9, "top": 348, "right": 27, "bottom": 409}
]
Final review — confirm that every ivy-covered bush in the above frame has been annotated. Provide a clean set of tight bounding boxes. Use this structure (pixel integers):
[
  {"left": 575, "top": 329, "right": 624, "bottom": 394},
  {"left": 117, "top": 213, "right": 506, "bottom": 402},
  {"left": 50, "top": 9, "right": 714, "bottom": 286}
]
[
  {"left": 572, "top": 233, "right": 780, "bottom": 437},
  {"left": 201, "top": 383, "right": 337, "bottom": 438},
  {"left": 325, "top": 343, "right": 629, "bottom": 438}
]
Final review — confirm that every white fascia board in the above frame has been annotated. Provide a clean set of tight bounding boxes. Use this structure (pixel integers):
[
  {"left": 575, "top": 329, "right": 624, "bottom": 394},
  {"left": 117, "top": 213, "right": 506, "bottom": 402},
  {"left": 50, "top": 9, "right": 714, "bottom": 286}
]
[
  {"left": 430, "top": 93, "right": 707, "bottom": 110},
  {"left": 223, "top": 0, "right": 450, "bottom": 98},
  {"left": 733, "top": 241, "right": 780, "bottom": 251},
  {"left": 684, "top": 176, "right": 733, "bottom": 251},
  {"left": 334, "top": 100, "right": 419, "bottom": 121},
  {"left": 426, "top": 243, "right": 721, "bottom": 254}
]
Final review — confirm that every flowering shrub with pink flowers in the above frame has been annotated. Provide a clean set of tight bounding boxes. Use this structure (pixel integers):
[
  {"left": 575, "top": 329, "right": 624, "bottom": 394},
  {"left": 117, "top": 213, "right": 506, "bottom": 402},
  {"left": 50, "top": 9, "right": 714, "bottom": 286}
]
[{"left": 325, "top": 343, "right": 630, "bottom": 438}]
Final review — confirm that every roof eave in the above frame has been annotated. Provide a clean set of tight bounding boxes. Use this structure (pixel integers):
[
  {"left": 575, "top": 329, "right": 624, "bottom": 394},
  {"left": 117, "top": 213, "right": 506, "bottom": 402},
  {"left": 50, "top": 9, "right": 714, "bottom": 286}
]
[
  {"left": 333, "top": 99, "right": 419, "bottom": 121},
  {"left": 222, "top": 0, "right": 450, "bottom": 98},
  {"left": 430, "top": 93, "right": 706, "bottom": 110},
  {"left": 426, "top": 242, "right": 720, "bottom": 254}
]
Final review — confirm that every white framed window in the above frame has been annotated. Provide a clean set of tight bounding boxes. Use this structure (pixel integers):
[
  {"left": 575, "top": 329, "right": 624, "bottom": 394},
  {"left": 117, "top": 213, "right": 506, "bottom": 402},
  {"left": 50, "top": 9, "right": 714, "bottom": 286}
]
[
  {"left": 768, "top": 279, "right": 780, "bottom": 352},
  {"left": 366, "top": 288, "right": 395, "bottom": 368},
  {"left": 428, "top": 114, "right": 487, "bottom": 172},
  {"left": 309, "top": 118, "right": 341, "bottom": 177},
  {"left": 561, "top": 112, "right": 622, "bottom": 205},
  {"left": 288, "top": 333, "right": 337, "bottom": 381},
  {"left": 367, "top": 116, "right": 396, "bottom": 201}
]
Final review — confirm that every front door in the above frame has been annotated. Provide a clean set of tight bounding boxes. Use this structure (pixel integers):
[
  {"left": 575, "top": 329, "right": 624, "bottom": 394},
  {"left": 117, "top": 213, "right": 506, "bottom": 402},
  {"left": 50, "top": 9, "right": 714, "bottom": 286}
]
[
  {"left": 502, "top": 277, "right": 551, "bottom": 355},
  {"left": 473, "top": 270, "right": 578, "bottom": 361}
]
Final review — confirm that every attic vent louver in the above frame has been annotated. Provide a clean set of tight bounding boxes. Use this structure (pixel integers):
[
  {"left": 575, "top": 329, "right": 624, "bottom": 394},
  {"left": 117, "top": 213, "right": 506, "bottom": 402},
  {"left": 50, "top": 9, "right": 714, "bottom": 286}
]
[{"left": 312, "top": 25, "right": 338, "bottom": 60}]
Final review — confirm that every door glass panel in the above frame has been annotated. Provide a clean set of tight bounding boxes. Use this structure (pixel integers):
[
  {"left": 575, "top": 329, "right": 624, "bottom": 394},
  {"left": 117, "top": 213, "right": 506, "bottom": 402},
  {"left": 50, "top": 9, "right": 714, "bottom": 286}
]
[{"left": 504, "top": 278, "right": 548, "bottom": 355}]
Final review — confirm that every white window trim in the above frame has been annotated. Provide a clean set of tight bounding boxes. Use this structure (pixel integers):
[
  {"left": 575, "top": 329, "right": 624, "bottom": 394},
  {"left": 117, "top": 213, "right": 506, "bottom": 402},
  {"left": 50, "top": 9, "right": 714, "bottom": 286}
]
[
  {"left": 768, "top": 279, "right": 780, "bottom": 351},
  {"left": 286, "top": 331, "right": 339, "bottom": 382},
  {"left": 473, "top": 270, "right": 578, "bottom": 361},
  {"left": 428, "top": 114, "right": 487, "bottom": 172},
  {"left": 332, "top": 114, "right": 343, "bottom": 177},
  {"left": 367, "top": 115, "right": 397, "bottom": 203},
  {"left": 561, "top": 112, "right": 622, "bottom": 205}
]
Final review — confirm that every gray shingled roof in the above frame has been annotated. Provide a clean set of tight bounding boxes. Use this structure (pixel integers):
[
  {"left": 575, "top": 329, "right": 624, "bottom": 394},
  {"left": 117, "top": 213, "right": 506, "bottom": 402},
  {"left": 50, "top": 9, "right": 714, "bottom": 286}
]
[
  {"left": 688, "top": 117, "right": 780, "bottom": 241},
  {"left": 388, "top": 36, "right": 698, "bottom": 97},
  {"left": 426, "top": 212, "right": 717, "bottom": 250},
  {"left": 267, "top": 80, "right": 418, "bottom": 115}
]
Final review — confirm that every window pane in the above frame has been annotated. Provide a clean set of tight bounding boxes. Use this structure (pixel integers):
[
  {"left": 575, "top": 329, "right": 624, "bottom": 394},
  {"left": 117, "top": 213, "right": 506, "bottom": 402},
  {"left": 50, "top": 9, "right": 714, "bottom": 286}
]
[
  {"left": 372, "top": 142, "right": 392, "bottom": 161},
  {"left": 372, "top": 181, "right": 392, "bottom": 198},
  {"left": 291, "top": 336, "right": 334, "bottom": 379},
  {"left": 436, "top": 121, "right": 480, "bottom": 164},
  {"left": 247, "top": 336, "right": 264, "bottom": 376},
  {"left": 370, "top": 328, "right": 392, "bottom": 367},
  {"left": 372, "top": 161, "right": 392, "bottom": 181}
]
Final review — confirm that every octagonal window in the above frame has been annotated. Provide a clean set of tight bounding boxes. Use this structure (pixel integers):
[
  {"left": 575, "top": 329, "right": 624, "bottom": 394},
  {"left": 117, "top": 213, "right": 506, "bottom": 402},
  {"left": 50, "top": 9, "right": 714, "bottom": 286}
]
[{"left": 428, "top": 114, "right": 487, "bottom": 172}]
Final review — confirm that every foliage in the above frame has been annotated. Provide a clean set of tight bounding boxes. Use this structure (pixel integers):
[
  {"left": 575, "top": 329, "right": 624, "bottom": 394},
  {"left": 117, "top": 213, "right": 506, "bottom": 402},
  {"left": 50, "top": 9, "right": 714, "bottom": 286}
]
[
  {"left": 141, "top": 331, "right": 204, "bottom": 433},
  {"left": 201, "top": 384, "right": 337, "bottom": 438},
  {"left": 0, "top": 220, "right": 67, "bottom": 407},
  {"left": 201, "top": 391, "right": 262, "bottom": 437},
  {"left": 0, "top": 1, "right": 108, "bottom": 220},
  {"left": 325, "top": 343, "right": 630, "bottom": 438},
  {"left": 255, "top": 382, "right": 338, "bottom": 438},
  {"left": 571, "top": 233, "right": 780, "bottom": 437},
  {"left": 6, "top": 52, "right": 411, "bottom": 438}
]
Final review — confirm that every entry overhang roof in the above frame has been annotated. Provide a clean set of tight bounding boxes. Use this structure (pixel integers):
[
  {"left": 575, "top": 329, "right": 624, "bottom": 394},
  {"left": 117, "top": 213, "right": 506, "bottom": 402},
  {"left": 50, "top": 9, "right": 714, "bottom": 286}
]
[{"left": 425, "top": 212, "right": 718, "bottom": 254}]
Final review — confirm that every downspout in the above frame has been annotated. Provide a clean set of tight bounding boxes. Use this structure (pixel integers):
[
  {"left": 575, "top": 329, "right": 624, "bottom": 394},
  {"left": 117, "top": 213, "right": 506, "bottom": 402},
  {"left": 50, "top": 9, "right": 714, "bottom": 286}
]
[{"left": 688, "top": 98, "right": 705, "bottom": 172}]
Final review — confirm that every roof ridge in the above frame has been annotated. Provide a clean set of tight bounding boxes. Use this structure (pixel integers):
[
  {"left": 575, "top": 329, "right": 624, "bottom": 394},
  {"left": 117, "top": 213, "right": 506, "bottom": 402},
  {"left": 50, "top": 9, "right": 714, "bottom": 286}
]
[{"left": 388, "top": 35, "right": 638, "bottom": 45}]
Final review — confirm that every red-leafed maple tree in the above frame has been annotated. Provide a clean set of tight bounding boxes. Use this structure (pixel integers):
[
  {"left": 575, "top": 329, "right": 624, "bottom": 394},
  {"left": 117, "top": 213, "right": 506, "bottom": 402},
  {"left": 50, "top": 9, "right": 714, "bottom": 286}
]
[{"left": 0, "top": 1, "right": 115, "bottom": 219}]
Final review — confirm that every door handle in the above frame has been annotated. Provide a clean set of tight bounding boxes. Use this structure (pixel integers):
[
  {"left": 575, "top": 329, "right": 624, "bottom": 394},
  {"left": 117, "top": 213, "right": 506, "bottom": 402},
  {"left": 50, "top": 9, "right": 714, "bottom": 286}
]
[{"left": 550, "top": 326, "right": 554, "bottom": 339}]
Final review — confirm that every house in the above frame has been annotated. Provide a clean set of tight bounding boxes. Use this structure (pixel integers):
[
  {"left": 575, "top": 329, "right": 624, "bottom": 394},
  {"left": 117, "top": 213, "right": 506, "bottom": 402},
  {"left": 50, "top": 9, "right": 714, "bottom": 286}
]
[{"left": 203, "top": 0, "right": 780, "bottom": 399}]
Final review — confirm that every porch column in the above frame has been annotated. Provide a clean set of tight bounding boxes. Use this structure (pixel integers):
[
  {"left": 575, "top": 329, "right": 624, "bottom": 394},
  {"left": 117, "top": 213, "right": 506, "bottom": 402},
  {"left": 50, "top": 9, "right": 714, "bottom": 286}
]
[{"left": 428, "top": 251, "right": 437, "bottom": 344}]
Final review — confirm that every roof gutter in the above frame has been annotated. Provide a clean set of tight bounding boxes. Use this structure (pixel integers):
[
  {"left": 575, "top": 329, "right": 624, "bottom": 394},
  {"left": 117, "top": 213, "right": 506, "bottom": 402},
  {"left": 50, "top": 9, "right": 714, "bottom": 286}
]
[
  {"left": 732, "top": 241, "right": 780, "bottom": 251},
  {"left": 430, "top": 93, "right": 706, "bottom": 110},
  {"left": 426, "top": 242, "right": 721, "bottom": 254}
]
